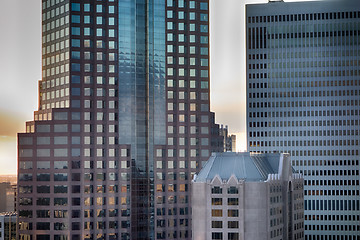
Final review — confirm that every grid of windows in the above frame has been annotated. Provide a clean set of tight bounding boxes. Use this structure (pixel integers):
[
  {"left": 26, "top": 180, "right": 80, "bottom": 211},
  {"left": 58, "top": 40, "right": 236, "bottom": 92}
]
[
  {"left": 18, "top": 0, "right": 220, "bottom": 239},
  {"left": 247, "top": 1, "right": 360, "bottom": 239}
]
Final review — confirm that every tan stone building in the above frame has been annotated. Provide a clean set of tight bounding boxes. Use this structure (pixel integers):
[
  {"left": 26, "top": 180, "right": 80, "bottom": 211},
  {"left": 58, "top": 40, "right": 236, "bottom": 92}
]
[{"left": 192, "top": 152, "right": 304, "bottom": 240}]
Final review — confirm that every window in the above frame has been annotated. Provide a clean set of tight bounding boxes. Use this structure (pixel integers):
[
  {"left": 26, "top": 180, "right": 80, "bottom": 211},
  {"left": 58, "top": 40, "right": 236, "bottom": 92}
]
[
  {"left": 228, "top": 209, "right": 239, "bottom": 217},
  {"left": 72, "top": 15, "right": 80, "bottom": 23},
  {"left": 228, "top": 233, "right": 239, "bottom": 240},
  {"left": 228, "top": 186, "right": 239, "bottom": 194},
  {"left": 37, "top": 198, "right": 50, "bottom": 206},
  {"left": 71, "top": 27, "right": 80, "bottom": 35},
  {"left": 212, "top": 221, "right": 222, "bottom": 228},
  {"left": 211, "top": 209, "right": 222, "bottom": 217},
  {"left": 189, "top": 1, "right": 195, "bottom": 8},
  {"left": 200, "top": 13, "right": 208, "bottom": 21},
  {"left": 212, "top": 198, "right": 222, "bottom": 205},
  {"left": 212, "top": 232, "right": 223, "bottom": 240},
  {"left": 71, "top": 3, "right": 80, "bottom": 11},
  {"left": 54, "top": 161, "right": 68, "bottom": 169},
  {"left": 228, "top": 221, "right": 239, "bottom": 228},
  {"left": 19, "top": 161, "right": 33, "bottom": 170},
  {"left": 54, "top": 198, "right": 68, "bottom": 206},
  {"left": 200, "top": 25, "right": 208, "bottom": 32},
  {"left": 37, "top": 185, "right": 50, "bottom": 193},
  {"left": 84, "top": 4, "right": 90, "bottom": 12}
]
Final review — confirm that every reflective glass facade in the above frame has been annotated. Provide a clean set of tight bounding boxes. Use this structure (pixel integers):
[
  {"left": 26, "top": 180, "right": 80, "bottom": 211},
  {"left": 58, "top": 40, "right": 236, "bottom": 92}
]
[{"left": 18, "top": 0, "right": 219, "bottom": 240}]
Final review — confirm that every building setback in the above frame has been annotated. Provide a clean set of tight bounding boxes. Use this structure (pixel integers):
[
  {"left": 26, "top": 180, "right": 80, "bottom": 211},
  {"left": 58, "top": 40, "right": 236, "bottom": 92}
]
[
  {"left": 192, "top": 152, "right": 304, "bottom": 240},
  {"left": 246, "top": 1, "right": 360, "bottom": 239},
  {"left": 17, "top": 1, "right": 221, "bottom": 240}
]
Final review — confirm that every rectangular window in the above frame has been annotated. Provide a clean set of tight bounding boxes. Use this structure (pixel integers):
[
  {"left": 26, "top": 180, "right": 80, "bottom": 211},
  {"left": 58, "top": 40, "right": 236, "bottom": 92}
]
[
  {"left": 228, "top": 198, "right": 239, "bottom": 205},
  {"left": 200, "top": 25, "right": 208, "bottom": 32},
  {"left": 228, "top": 221, "right": 239, "bottom": 228},
  {"left": 211, "top": 221, "right": 222, "bottom": 228},
  {"left": 200, "top": 2, "right": 208, "bottom": 10},
  {"left": 211, "top": 198, "right": 222, "bottom": 205},
  {"left": 212, "top": 232, "right": 223, "bottom": 240},
  {"left": 71, "top": 3, "right": 80, "bottom": 11},
  {"left": 228, "top": 209, "right": 239, "bottom": 217},
  {"left": 211, "top": 209, "right": 222, "bottom": 217},
  {"left": 228, "top": 186, "right": 239, "bottom": 194},
  {"left": 228, "top": 232, "right": 239, "bottom": 240}
]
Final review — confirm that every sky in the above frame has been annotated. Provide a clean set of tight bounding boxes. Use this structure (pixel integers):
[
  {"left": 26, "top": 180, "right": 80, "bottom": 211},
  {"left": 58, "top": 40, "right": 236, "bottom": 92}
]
[{"left": 0, "top": 0, "right": 315, "bottom": 175}]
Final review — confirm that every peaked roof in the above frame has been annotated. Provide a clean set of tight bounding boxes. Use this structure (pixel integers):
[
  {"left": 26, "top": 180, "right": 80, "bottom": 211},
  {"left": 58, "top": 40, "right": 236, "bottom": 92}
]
[{"left": 194, "top": 152, "right": 282, "bottom": 182}]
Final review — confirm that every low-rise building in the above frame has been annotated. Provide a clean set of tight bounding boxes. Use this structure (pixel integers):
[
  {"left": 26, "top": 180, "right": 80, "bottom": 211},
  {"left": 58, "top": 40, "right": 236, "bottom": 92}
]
[{"left": 192, "top": 152, "right": 304, "bottom": 240}]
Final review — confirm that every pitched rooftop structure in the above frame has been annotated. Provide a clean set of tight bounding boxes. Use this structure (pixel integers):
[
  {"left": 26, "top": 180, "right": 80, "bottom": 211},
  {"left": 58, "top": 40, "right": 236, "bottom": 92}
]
[{"left": 192, "top": 152, "right": 304, "bottom": 240}]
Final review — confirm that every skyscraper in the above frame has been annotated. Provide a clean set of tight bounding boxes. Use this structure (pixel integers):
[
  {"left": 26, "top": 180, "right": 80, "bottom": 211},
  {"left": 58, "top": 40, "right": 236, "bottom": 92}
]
[
  {"left": 17, "top": 1, "right": 219, "bottom": 239},
  {"left": 246, "top": 1, "right": 360, "bottom": 239}
]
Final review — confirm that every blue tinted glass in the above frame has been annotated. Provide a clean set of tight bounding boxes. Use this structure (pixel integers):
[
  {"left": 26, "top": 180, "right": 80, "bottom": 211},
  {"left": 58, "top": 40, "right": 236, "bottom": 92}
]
[
  {"left": 84, "top": 4, "right": 90, "bottom": 12},
  {"left": 201, "top": 70, "right": 208, "bottom": 77},
  {"left": 200, "top": 2, "right": 208, "bottom": 10},
  {"left": 201, "top": 81, "right": 209, "bottom": 89},
  {"left": 200, "top": 25, "right": 208, "bottom": 32},
  {"left": 200, "top": 36, "right": 208, "bottom": 43},
  {"left": 71, "top": 27, "right": 80, "bottom": 35},
  {"left": 71, "top": 39, "right": 80, "bottom": 47},
  {"left": 84, "top": 28, "right": 91, "bottom": 36},
  {"left": 200, "top": 47, "right": 208, "bottom": 55},
  {"left": 71, "top": 100, "right": 80, "bottom": 108},
  {"left": 71, "top": 88, "right": 80, "bottom": 96},
  {"left": 200, "top": 13, "right": 208, "bottom": 21},
  {"left": 109, "top": 6, "right": 115, "bottom": 13},
  {"left": 201, "top": 59, "right": 208, "bottom": 66},
  {"left": 71, "top": 51, "right": 80, "bottom": 59},
  {"left": 71, "top": 75, "right": 81, "bottom": 83},
  {"left": 71, "top": 3, "right": 80, "bottom": 11},
  {"left": 72, "top": 15, "right": 80, "bottom": 23},
  {"left": 84, "top": 16, "right": 91, "bottom": 24},
  {"left": 189, "top": 1, "right": 195, "bottom": 8},
  {"left": 71, "top": 63, "right": 80, "bottom": 72}
]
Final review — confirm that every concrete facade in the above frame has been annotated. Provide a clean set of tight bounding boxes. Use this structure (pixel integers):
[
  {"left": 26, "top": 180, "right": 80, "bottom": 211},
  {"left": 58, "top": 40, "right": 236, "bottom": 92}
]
[
  {"left": 192, "top": 152, "right": 304, "bottom": 240},
  {"left": 246, "top": 1, "right": 360, "bottom": 239}
]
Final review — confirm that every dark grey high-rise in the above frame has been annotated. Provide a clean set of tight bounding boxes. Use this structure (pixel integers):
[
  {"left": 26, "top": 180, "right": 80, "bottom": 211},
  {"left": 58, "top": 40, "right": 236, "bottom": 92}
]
[
  {"left": 17, "top": 1, "right": 219, "bottom": 239},
  {"left": 246, "top": 1, "right": 360, "bottom": 239}
]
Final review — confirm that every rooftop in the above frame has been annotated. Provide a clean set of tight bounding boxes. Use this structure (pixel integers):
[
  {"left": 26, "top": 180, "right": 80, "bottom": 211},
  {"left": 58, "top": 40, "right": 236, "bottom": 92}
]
[{"left": 194, "top": 152, "right": 288, "bottom": 183}]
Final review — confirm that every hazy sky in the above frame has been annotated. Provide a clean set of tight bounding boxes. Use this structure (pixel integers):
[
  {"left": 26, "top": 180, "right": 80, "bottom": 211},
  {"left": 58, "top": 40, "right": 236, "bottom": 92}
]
[{"left": 0, "top": 0, "right": 315, "bottom": 174}]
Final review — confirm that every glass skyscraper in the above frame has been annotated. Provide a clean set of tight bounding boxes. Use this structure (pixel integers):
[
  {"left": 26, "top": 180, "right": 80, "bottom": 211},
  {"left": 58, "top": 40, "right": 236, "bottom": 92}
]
[
  {"left": 17, "top": 0, "right": 221, "bottom": 239},
  {"left": 246, "top": 1, "right": 360, "bottom": 239}
]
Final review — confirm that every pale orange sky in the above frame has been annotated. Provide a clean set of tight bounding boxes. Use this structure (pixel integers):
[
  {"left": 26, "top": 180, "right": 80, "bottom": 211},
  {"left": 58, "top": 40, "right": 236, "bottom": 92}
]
[{"left": 0, "top": 0, "right": 316, "bottom": 175}]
